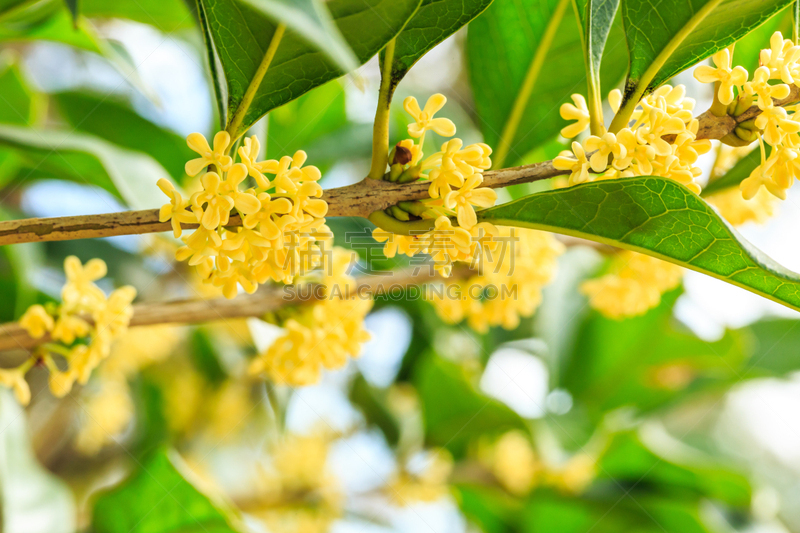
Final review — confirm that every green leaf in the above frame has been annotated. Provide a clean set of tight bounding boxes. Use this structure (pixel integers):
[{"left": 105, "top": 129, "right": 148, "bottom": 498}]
[
  {"left": 349, "top": 374, "right": 401, "bottom": 445},
  {"left": 414, "top": 353, "right": 527, "bottom": 456},
  {"left": 563, "top": 289, "right": 749, "bottom": 416},
  {"left": 0, "top": 7, "right": 102, "bottom": 52},
  {"left": 63, "top": 0, "right": 77, "bottom": 25},
  {"left": 199, "top": 0, "right": 421, "bottom": 137},
  {"left": 92, "top": 450, "right": 240, "bottom": 533},
  {"left": 0, "top": 124, "right": 169, "bottom": 209},
  {"left": 238, "top": 0, "right": 359, "bottom": 74},
  {"left": 730, "top": 6, "right": 791, "bottom": 74},
  {"left": 701, "top": 147, "right": 759, "bottom": 196},
  {"left": 573, "top": 0, "right": 621, "bottom": 130},
  {"left": 389, "top": 0, "right": 494, "bottom": 83},
  {"left": 80, "top": 0, "right": 194, "bottom": 32},
  {"left": 742, "top": 318, "right": 800, "bottom": 375},
  {"left": 467, "top": 0, "right": 627, "bottom": 167},
  {"left": 619, "top": 0, "right": 792, "bottom": 107},
  {"left": 52, "top": 91, "right": 193, "bottom": 182},
  {"left": 479, "top": 177, "right": 800, "bottom": 314},
  {"left": 0, "top": 58, "right": 37, "bottom": 125}
]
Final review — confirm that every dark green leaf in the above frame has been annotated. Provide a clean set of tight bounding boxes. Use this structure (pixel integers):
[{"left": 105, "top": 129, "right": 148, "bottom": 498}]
[
  {"left": 479, "top": 177, "right": 800, "bottom": 314},
  {"left": 63, "top": 0, "right": 77, "bottom": 26},
  {"left": 701, "top": 147, "right": 759, "bottom": 196},
  {"left": 0, "top": 124, "right": 169, "bottom": 208},
  {"left": 390, "top": 0, "right": 494, "bottom": 83},
  {"left": 414, "top": 353, "right": 527, "bottom": 456},
  {"left": 92, "top": 450, "right": 240, "bottom": 533},
  {"left": 199, "top": 0, "right": 421, "bottom": 137},
  {"left": 349, "top": 374, "right": 401, "bottom": 445},
  {"left": 467, "top": 0, "right": 627, "bottom": 167},
  {"left": 621, "top": 0, "right": 792, "bottom": 104},
  {"left": 52, "top": 91, "right": 193, "bottom": 182}
]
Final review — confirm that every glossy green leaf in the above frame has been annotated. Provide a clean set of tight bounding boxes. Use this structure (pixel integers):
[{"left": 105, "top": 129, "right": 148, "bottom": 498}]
[
  {"left": 573, "top": 0, "right": 620, "bottom": 113},
  {"left": 199, "top": 0, "right": 421, "bottom": 137},
  {"left": 80, "top": 0, "right": 194, "bottom": 32},
  {"left": 0, "top": 124, "right": 169, "bottom": 209},
  {"left": 730, "top": 6, "right": 791, "bottom": 74},
  {"left": 467, "top": 0, "right": 627, "bottom": 167},
  {"left": 52, "top": 91, "right": 193, "bottom": 182},
  {"left": 701, "top": 147, "right": 760, "bottom": 196},
  {"left": 92, "top": 450, "right": 240, "bottom": 533},
  {"left": 563, "top": 289, "right": 749, "bottom": 416},
  {"left": 414, "top": 353, "right": 527, "bottom": 456},
  {"left": 238, "top": 0, "right": 359, "bottom": 74},
  {"left": 389, "top": 0, "right": 494, "bottom": 83},
  {"left": 479, "top": 177, "right": 800, "bottom": 313},
  {"left": 621, "top": 0, "right": 792, "bottom": 103}
]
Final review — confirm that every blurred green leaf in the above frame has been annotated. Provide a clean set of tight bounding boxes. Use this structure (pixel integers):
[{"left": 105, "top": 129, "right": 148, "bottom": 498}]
[
  {"left": 563, "top": 289, "right": 748, "bottom": 415},
  {"left": 190, "top": 329, "right": 228, "bottom": 386},
  {"left": 80, "top": 0, "right": 194, "bottom": 32},
  {"left": 456, "top": 484, "right": 521, "bottom": 533},
  {"left": 62, "top": 0, "right": 77, "bottom": 25},
  {"left": 730, "top": 6, "right": 791, "bottom": 74},
  {"left": 266, "top": 79, "right": 346, "bottom": 162},
  {"left": 598, "top": 430, "right": 751, "bottom": 507},
  {"left": 620, "top": 0, "right": 792, "bottom": 107},
  {"left": 52, "top": 91, "right": 193, "bottom": 182},
  {"left": 743, "top": 318, "right": 800, "bottom": 375},
  {"left": 0, "top": 57, "right": 36, "bottom": 186},
  {"left": 0, "top": 5, "right": 103, "bottom": 53},
  {"left": 92, "top": 450, "right": 241, "bottom": 533},
  {"left": 415, "top": 353, "right": 527, "bottom": 456},
  {"left": 389, "top": 0, "right": 494, "bottom": 83},
  {"left": 0, "top": 390, "right": 76, "bottom": 533},
  {"left": 0, "top": 124, "right": 170, "bottom": 208},
  {"left": 479, "top": 177, "right": 800, "bottom": 315},
  {"left": 198, "top": 0, "right": 421, "bottom": 137},
  {"left": 701, "top": 147, "right": 759, "bottom": 197},
  {"left": 466, "top": 0, "right": 627, "bottom": 167},
  {"left": 349, "top": 373, "right": 401, "bottom": 445}
]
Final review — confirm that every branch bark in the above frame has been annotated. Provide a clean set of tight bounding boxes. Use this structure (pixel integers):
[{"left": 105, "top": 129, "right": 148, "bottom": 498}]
[
  {"left": 0, "top": 269, "right": 442, "bottom": 353},
  {"left": 0, "top": 89, "right": 796, "bottom": 247}
]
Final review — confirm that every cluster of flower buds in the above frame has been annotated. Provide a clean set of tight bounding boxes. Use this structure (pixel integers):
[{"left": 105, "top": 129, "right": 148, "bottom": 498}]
[
  {"left": 248, "top": 249, "right": 372, "bottom": 385},
  {"left": 8, "top": 257, "right": 137, "bottom": 404},
  {"left": 554, "top": 85, "right": 711, "bottom": 193},
  {"left": 159, "top": 131, "right": 332, "bottom": 298},
  {"left": 692, "top": 33, "right": 800, "bottom": 200},
  {"left": 372, "top": 94, "right": 500, "bottom": 276}
]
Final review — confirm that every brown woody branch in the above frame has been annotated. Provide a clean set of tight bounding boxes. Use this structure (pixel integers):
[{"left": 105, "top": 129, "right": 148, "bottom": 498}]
[
  {"left": 0, "top": 87, "right": 797, "bottom": 247},
  {"left": 0, "top": 269, "right": 443, "bottom": 353}
]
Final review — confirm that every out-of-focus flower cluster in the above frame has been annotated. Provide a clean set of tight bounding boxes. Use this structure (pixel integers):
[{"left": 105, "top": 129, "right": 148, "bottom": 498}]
[
  {"left": 554, "top": 85, "right": 711, "bottom": 193},
  {"left": 248, "top": 249, "right": 372, "bottom": 386},
  {"left": 372, "top": 93, "right": 499, "bottom": 277},
  {"left": 428, "top": 227, "right": 564, "bottom": 332},
  {"left": 10, "top": 257, "right": 136, "bottom": 405},
  {"left": 159, "top": 131, "right": 331, "bottom": 299}
]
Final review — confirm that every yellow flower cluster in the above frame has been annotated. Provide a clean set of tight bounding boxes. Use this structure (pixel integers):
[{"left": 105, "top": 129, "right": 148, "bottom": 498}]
[
  {"left": 707, "top": 187, "right": 776, "bottom": 226},
  {"left": 248, "top": 249, "right": 372, "bottom": 386},
  {"left": 693, "top": 34, "right": 800, "bottom": 200},
  {"left": 11, "top": 257, "right": 136, "bottom": 405},
  {"left": 556, "top": 85, "right": 711, "bottom": 193},
  {"left": 159, "top": 131, "right": 332, "bottom": 298},
  {"left": 580, "top": 251, "right": 683, "bottom": 319},
  {"left": 386, "top": 448, "right": 453, "bottom": 505},
  {"left": 428, "top": 228, "right": 564, "bottom": 332},
  {"left": 252, "top": 433, "right": 341, "bottom": 533},
  {"left": 372, "top": 93, "right": 499, "bottom": 276}
]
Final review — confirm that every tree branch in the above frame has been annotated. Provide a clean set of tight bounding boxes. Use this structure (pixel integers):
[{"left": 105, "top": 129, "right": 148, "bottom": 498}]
[
  {"left": 0, "top": 87, "right": 796, "bottom": 247},
  {"left": 0, "top": 269, "right": 443, "bottom": 353}
]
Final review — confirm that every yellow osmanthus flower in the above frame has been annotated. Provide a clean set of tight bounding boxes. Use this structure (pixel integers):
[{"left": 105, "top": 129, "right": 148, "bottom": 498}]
[
  {"left": 12, "top": 257, "right": 137, "bottom": 405},
  {"left": 580, "top": 251, "right": 682, "bottom": 319},
  {"left": 248, "top": 249, "right": 372, "bottom": 386},
  {"left": 0, "top": 364, "right": 32, "bottom": 405},
  {"left": 546, "top": 454, "right": 596, "bottom": 495},
  {"left": 693, "top": 48, "right": 748, "bottom": 105},
  {"left": 707, "top": 187, "right": 777, "bottom": 226},
  {"left": 478, "top": 430, "right": 539, "bottom": 496},
  {"left": 403, "top": 94, "right": 456, "bottom": 139},
  {"left": 160, "top": 132, "right": 332, "bottom": 298},
  {"left": 386, "top": 449, "right": 453, "bottom": 505},
  {"left": 560, "top": 93, "right": 590, "bottom": 138},
  {"left": 428, "top": 228, "right": 564, "bottom": 332}
]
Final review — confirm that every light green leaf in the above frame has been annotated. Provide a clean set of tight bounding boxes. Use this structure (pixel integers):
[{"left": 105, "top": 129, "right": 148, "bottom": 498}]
[
  {"left": 0, "top": 124, "right": 170, "bottom": 209},
  {"left": 467, "top": 0, "right": 628, "bottom": 168},
  {"left": 80, "top": 0, "right": 194, "bottom": 32},
  {"left": 730, "top": 5, "right": 791, "bottom": 74},
  {"left": 619, "top": 0, "right": 792, "bottom": 110},
  {"left": 63, "top": 0, "right": 77, "bottom": 25},
  {"left": 238, "top": 0, "right": 358, "bottom": 74},
  {"left": 199, "top": 0, "right": 421, "bottom": 138},
  {"left": 741, "top": 318, "right": 800, "bottom": 375},
  {"left": 52, "top": 91, "right": 194, "bottom": 182},
  {"left": 0, "top": 390, "right": 75, "bottom": 533},
  {"left": 92, "top": 450, "right": 240, "bottom": 533},
  {"left": 389, "top": 0, "right": 494, "bottom": 83},
  {"left": 0, "top": 6, "right": 103, "bottom": 52},
  {"left": 701, "top": 147, "right": 760, "bottom": 196},
  {"left": 479, "top": 177, "right": 800, "bottom": 313},
  {"left": 415, "top": 353, "right": 528, "bottom": 456}
]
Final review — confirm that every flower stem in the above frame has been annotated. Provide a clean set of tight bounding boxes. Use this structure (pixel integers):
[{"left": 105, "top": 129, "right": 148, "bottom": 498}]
[
  {"left": 226, "top": 23, "right": 286, "bottom": 142},
  {"left": 368, "top": 39, "right": 397, "bottom": 179}
]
